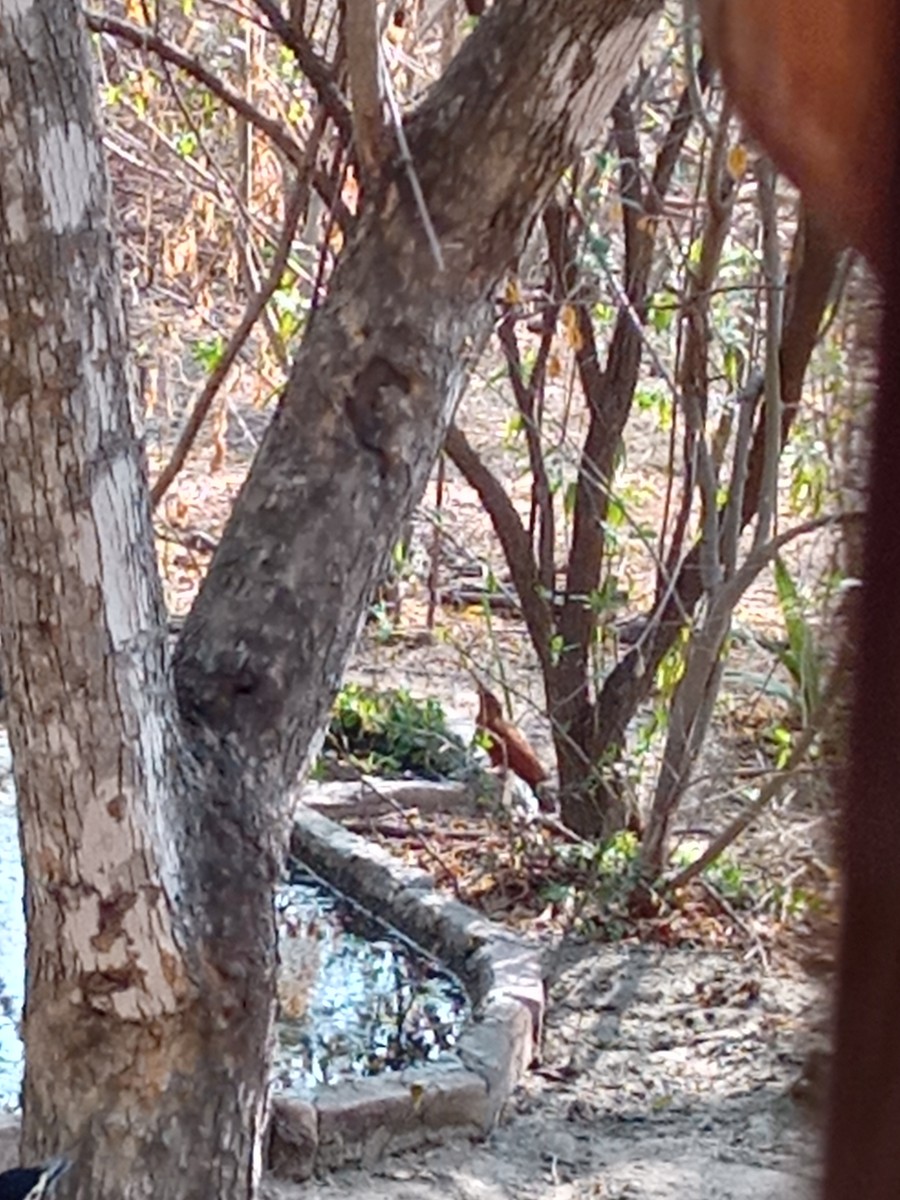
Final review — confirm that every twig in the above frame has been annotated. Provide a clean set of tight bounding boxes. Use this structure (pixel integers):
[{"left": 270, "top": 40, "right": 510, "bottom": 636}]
[
  {"left": 753, "top": 156, "right": 785, "bottom": 551},
  {"left": 86, "top": 11, "right": 309, "bottom": 170},
  {"left": 426, "top": 453, "right": 445, "bottom": 630},
  {"left": 356, "top": 775, "right": 463, "bottom": 898},
  {"left": 664, "top": 643, "right": 850, "bottom": 894},
  {"left": 344, "top": 0, "right": 386, "bottom": 181},
  {"left": 538, "top": 814, "right": 593, "bottom": 847},
  {"left": 697, "top": 878, "right": 768, "bottom": 969},
  {"left": 251, "top": 0, "right": 353, "bottom": 139},
  {"left": 151, "top": 174, "right": 311, "bottom": 506},
  {"left": 344, "top": 818, "right": 483, "bottom": 841}
]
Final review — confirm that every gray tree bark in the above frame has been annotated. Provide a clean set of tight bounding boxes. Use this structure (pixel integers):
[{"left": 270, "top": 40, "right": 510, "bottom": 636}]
[{"left": 0, "top": 0, "right": 660, "bottom": 1195}]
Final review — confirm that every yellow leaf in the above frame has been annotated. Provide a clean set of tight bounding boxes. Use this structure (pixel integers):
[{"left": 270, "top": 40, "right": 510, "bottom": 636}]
[
  {"left": 547, "top": 351, "right": 563, "bottom": 379},
  {"left": 727, "top": 143, "right": 749, "bottom": 181},
  {"left": 341, "top": 167, "right": 359, "bottom": 215},
  {"left": 504, "top": 277, "right": 522, "bottom": 306},
  {"left": 561, "top": 305, "right": 583, "bottom": 352}
]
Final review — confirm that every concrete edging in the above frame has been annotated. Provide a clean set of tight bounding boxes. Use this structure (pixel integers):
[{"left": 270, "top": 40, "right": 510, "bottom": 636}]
[{"left": 268, "top": 782, "right": 545, "bottom": 1180}]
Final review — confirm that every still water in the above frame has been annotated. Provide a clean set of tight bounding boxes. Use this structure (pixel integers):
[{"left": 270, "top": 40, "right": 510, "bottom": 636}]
[{"left": 0, "top": 737, "right": 467, "bottom": 1108}]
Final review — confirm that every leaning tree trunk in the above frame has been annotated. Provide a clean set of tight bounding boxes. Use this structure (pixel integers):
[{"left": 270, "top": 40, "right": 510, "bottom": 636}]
[
  {"left": 0, "top": 5, "right": 275, "bottom": 1198},
  {"left": 0, "top": 0, "right": 661, "bottom": 1196}
]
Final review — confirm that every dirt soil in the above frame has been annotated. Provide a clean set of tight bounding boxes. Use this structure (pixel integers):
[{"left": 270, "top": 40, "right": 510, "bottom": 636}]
[{"left": 265, "top": 941, "right": 822, "bottom": 1200}]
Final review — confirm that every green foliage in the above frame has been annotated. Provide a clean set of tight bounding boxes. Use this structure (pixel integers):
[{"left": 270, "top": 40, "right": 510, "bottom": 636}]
[
  {"left": 589, "top": 576, "right": 628, "bottom": 618},
  {"left": 269, "top": 280, "right": 308, "bottom": 347},
  {"left": 646, "top": 297, "right": 675, "bottom": 336},
  {"left": 540, "top": 830, "right": 641, "bottom": 906},
  {"left": 654, "top": 626, "right": 689, "bottom": 699},
  {"left": 671, "top": 840, "right": 819, "bottom": 918},
  {"left": 772, "top": 555, "right": 823, "bottom": 723},
  {"left": 766, "top": 721, "right": 795, "bottom": 769},
  {"left": 366, "top": 601, "right": 399, "bottom": 645},
  {"left": 503, "top": 411, "right": 526, "bottom": 446},
  {"left": 175, "top": 130, "right": 199, "bottom": 159},
  {"left": 786, "top": 442, "right": 830, "bottom": 516},
  {"left": 548, "top": 632, "right": 566, "bottom": 666},
  {"left": 320, "top": 684, "right": 473, "bottom": 780},
  {"left": 190, "top": 334, "right": 226, "bottom": 373},
  {"left": 598, "top": 829, "right": 641, "bottom": 876},
  {"left": 634, "top": 384, "right": 672, "bottom": 429}
]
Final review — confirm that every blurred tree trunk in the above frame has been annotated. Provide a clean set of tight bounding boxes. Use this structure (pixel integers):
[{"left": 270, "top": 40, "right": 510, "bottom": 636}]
[{"left": 0, "top": 0, "right": 660, "bottom": 1195}]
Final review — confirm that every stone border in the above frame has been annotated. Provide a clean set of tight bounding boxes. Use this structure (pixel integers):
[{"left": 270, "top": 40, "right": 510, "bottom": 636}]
[{"left": 268, "top": 781, "right": 545, "bottom": 1181}]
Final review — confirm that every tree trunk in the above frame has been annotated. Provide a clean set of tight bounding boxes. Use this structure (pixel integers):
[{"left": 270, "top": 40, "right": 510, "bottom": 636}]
[
  {"left": 0, "top": 4, "right": 274, "bottom": 1197},
  {"left": 0, "top": 0, "right": 661, "bottom": 1195},
  {"left": 173, "top": 0, "right": 663, "bottom": 772}
]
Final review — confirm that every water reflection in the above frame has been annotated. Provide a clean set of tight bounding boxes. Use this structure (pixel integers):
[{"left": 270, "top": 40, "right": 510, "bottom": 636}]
[
  {"left": 0, "top": 745, "right": 467, "bottom": 1107},
  {"left": 275, "top": 866, "right": 468, "bottom": 1097}
]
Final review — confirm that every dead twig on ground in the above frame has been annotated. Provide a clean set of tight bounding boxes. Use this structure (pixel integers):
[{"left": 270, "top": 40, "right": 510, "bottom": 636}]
[{"left": 356, "top": 775, "right": 464, "bottom": 898}]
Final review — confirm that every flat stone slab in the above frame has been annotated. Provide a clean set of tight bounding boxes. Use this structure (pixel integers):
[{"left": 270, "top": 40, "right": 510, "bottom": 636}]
[
  {"left": 300, "top": 778, "right": 478, "bottom": 822},
  {"left": 267, "top": 797, "right": 546, "bottom": 1177}
]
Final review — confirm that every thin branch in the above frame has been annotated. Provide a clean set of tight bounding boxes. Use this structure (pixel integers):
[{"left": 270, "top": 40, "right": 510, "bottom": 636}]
[
  {"left": 590, "top": 209, "right": 839, "bottom": 763},
  {"left": 86, "top": 11, "right": 309, "bottom": 171},
  {"left": 639, "top": 510, "right": 855, "bottom": 876},
  {"left": 444, "top": 423, "right": 554, "bottom": 675},
  {"left": 496, "top": 306, "right": 557, "bottom": 594},
  {"left": 151, "top": 174, "right": 311, "bottom": 507},
  {"left": 251, "top": 0, "right": 353, "bottom": 139},
  {"left": 344, "top": 0, "right": 386, "bottom": 181},
  {"left": 719, "top": 370, "right": 763, "bottom": 576},
  {"left": 664, "top": 643, "right": 850, "bottom": 894},
  {"left": 358, "top": 775, "right": 463, "bottom": 899},
  {"left": 753, "top": 155, "right": 785, "bottom": 551}
]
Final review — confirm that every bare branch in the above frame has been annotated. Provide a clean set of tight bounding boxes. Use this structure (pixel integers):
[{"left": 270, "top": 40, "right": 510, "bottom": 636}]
[
  {"left": 252, "top": 0, "right": 353, "bottom": 139},
  {"left": 444, "top": 423, "right": 554, "bottom": 676},
  {"left": 664, "top": 640, "right": 851, "bottom": 894},
  {"left": 85, "top": 11, "right": 309, "bottom": 170},
  {"left": 753, "top": 155, "right": 785, "bottom": 551},
  {"left": 344, "top": 0, "right": 386, "bottom": 180},
  {"left": 496, "top": 307, "right": 557, "bottom": 594},
  {"left": 151, "top": 174, "right": 312, "bottom": 507}
]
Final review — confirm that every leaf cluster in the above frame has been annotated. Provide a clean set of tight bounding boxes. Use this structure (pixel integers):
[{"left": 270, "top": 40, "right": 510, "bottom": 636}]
[{"left": 321, "top": 683, "right": 473, "bottom": 780}]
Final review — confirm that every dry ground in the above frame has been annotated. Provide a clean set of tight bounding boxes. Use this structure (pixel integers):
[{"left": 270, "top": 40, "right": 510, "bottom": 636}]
[{"left": 265, "top": 941, "right": 823, "bottom": 1199}]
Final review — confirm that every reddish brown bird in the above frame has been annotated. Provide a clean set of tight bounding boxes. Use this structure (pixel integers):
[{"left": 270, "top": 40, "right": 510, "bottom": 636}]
[{"left": 476, "top": 684, "right": 548, "bottom": 791}]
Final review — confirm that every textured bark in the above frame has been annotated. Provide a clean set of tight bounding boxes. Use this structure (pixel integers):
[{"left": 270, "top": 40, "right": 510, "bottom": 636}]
[
  {"left": 0, "top": 0, "right": 661, "bottom": 1195},
  {"left": 446, "top": 75, "right": 707, "bottom": 838},
  {"left": 174, "top": 0, "right": 662, "bottom": 789},
  {"left": 549, "top": 79, "right": 704, "bottom": 806},
  {"left": 0, "top": 1, "right": 274, "bottom": 1198}
]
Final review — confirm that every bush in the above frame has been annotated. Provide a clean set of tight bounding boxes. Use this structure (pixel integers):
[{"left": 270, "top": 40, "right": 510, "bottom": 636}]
[{"left": 320, "top": 684, "right": 473, "bottom": 780}]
